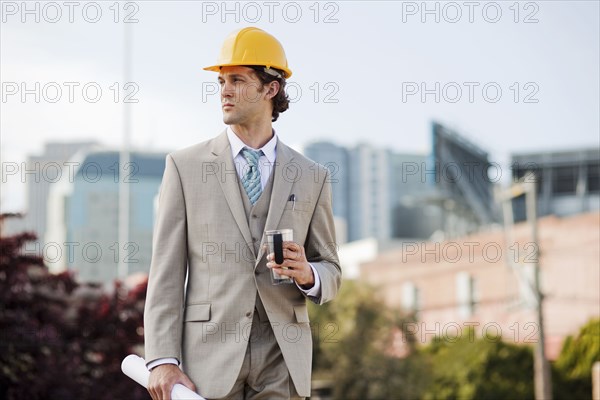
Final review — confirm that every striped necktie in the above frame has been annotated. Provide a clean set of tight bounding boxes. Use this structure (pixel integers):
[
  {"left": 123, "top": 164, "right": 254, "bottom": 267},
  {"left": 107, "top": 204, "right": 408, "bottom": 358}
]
[{"left": 240, "top": 147, "right": 264, "bottom": 205}]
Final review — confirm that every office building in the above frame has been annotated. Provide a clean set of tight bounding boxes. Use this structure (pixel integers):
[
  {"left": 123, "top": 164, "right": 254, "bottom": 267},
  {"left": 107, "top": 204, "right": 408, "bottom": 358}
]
[
  {"left": 2, "top": 141, "right": 99, "bottom": 240},
  {"left": 511, "top": 148, "right": 600, "bottom": 220},
  {"left": 45, "top": 149, "right": 166, "bottom": 283}
]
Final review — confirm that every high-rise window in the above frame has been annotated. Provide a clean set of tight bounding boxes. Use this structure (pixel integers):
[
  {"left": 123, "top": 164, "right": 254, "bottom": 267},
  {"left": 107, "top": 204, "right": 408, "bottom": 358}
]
[
  {"left": 587, "top": 162, "right": 600, "bottom": 193},
  {"left": 401, "top": 281, "right": 420, "bottom": 316},
  {"left": 456, "top": 272, "right": 477, "bottom": 318},
  {"left": 552, "top": 166, "right": 578, "bottom": 194}
]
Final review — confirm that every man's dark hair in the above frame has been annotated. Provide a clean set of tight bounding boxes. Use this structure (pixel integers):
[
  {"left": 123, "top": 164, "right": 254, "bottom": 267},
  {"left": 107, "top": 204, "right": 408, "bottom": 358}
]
[{"left": 249, "top": 66, "right": 290, "bottom": 122}]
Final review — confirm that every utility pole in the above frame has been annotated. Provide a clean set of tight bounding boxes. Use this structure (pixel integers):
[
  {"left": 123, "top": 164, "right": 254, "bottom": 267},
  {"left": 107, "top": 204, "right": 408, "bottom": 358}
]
[
  {"left": 118, "top": 22, "right": 132, "bottom": 280},
  {"left": 496, "top": 172, "right": 552, "bottom": 400},
  {"left": 525, "top": 173, "right": 553, "bottom": 400}
]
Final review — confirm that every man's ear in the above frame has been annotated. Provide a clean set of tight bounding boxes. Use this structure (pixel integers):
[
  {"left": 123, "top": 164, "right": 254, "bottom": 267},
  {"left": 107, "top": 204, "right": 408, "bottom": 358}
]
[{"left": 265, "top": 81, "right": 280, "bottom": 99}]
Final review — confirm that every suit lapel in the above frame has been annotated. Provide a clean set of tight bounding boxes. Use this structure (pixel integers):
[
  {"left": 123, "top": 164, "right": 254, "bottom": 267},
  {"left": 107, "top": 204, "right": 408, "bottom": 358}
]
[
  {"left": 255, "top": 140, "right": 295, "bottom": 266},
  {"left": 210, "top": 131, "right": 256, "bottom": 258}
]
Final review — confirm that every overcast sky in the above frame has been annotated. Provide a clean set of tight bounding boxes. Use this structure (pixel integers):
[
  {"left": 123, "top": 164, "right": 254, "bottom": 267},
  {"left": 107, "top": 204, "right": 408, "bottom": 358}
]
[{"left": 1, "top": 1, "right": 599, "bottom": 212}]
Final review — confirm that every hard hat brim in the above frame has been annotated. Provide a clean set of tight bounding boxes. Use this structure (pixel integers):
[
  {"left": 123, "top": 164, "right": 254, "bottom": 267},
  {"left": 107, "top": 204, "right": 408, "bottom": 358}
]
[{"left": 203, "top": 63, "right": 292, "bottom": 79}]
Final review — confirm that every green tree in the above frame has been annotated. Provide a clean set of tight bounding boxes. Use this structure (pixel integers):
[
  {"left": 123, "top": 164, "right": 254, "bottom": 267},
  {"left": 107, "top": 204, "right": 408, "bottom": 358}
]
[
  {"left": 553, "top": 318, "right": 600, "bottom": 400},
  {"left": 309, "top": 280, "right": 429, "bottom": 400},
  {"left": 422, "top": 330, "right": 534, "bottom": 400}
]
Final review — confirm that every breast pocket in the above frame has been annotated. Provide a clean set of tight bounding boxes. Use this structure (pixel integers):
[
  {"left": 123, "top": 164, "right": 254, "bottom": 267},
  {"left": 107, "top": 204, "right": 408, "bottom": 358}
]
[
  {"left": 284, "top": 200, "right": 312, "bottom": 213},
  {"left": 279, "top": 201, "right": 312, "bottom": 247}
]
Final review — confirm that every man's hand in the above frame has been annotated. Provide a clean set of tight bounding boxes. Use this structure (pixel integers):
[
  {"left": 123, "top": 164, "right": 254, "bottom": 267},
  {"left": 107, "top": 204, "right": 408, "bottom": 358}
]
[
  {"left": 266, "top": 241, "right": 315, "bottom": 288},
  {"left": 148, "top": 364, "right": 197, "bottom": 400}
]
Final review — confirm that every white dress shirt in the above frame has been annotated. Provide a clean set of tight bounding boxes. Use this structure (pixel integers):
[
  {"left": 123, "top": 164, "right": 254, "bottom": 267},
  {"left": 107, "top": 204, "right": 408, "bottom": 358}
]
[{"left": 147, "top": 128, "right": 321, "bottom": 371}]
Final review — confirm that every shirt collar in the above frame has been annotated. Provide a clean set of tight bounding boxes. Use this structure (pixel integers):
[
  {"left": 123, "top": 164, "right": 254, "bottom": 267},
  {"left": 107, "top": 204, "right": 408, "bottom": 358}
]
[{"left": 227, "top": 126, "right": 277, "bottom": 163}]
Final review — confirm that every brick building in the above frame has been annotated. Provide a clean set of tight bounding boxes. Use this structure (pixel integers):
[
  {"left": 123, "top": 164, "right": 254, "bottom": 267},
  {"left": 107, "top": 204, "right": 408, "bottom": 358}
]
[{"left": 361, "top": 212, "right": 600, "bottom": 359}]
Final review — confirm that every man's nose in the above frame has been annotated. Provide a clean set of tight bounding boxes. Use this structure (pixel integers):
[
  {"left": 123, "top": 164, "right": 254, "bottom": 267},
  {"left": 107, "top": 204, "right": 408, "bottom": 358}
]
[{"left": 221, "top": 81, "right": 234, "bottom": 97}]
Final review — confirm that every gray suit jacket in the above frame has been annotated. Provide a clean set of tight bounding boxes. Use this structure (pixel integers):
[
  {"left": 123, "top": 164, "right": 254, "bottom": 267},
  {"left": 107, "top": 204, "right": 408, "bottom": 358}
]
[{"left": 144, "top": 131, "right": 341, "bottom": 398}]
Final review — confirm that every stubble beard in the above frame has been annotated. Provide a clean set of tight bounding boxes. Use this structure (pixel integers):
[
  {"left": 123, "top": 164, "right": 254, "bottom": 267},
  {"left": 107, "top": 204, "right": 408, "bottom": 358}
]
[{"left": 222, "top": 110, "right": 241, "bottom": 126}]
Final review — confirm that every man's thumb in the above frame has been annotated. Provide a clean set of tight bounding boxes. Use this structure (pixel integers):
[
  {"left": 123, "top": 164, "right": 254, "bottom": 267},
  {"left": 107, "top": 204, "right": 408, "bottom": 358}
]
[{"left": 181, "top": 376, "right": 197, "bottom": 393}]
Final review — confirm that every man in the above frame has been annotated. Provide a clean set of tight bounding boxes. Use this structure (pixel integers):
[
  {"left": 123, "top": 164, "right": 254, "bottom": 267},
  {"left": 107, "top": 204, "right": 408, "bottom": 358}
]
[{"left": 144, "top": 27, "right": 342, "bottom": 400}]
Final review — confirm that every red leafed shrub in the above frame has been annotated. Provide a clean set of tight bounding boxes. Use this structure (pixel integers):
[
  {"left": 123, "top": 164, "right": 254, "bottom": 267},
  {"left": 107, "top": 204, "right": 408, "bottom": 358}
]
[{"left": 0, "top": 214, "right": 150, "bottom": 400}]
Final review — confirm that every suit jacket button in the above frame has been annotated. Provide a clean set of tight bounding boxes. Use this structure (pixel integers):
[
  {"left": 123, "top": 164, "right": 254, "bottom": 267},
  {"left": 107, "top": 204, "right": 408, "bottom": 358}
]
[{"left": 246, "top": 311, "right": 252, "bottom": 318}]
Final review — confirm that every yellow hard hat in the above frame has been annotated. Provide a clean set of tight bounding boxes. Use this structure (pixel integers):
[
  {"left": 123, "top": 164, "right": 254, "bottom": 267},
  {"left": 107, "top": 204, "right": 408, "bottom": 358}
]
[{"left": 204, "top": 27, "right": 292, "bottom": 78}]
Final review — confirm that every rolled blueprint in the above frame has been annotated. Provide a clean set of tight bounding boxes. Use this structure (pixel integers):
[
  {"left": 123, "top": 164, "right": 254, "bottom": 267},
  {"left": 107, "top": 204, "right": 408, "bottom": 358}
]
[{"left": 121, "top": 354, "right": 205, "bottom": 400}]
